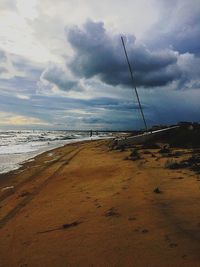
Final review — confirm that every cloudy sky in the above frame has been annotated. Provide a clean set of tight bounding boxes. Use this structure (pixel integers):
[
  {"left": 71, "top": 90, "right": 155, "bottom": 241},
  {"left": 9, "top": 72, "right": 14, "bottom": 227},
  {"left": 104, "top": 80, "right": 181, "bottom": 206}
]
[{"left": 0, "top": 0, "right": 200, "bottom": 130}]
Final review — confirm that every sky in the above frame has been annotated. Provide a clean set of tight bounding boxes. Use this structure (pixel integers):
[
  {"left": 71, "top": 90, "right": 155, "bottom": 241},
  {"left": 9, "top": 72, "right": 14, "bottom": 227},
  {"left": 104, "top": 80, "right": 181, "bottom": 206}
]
[{"left": 0, "top": 0, "right": 200, "bottom": 130}]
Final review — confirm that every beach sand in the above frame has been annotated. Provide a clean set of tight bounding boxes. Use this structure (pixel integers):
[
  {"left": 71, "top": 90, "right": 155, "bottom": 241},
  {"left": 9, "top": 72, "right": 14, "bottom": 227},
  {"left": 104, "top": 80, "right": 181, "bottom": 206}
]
[{"left": 1, "top": 139, "right": 200, "bottom": 267}]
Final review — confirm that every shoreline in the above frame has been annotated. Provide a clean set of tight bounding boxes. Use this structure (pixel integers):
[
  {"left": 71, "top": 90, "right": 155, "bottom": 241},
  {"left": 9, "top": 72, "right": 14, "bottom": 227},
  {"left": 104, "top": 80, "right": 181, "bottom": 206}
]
[
  {"left": 0, "top": 138, "right": 109, "bottom": 188},
  {"left": 1, "top": 140, "right": 200, "bottom": 266},
  {"left": 0, "top": 135, "right": 112, "bottom": 177}
]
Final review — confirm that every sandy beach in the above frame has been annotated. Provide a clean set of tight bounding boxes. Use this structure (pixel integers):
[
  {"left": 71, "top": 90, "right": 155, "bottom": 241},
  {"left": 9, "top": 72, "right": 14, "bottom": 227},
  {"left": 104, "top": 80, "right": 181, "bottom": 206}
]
[{"left": 1, "top": 139, "right": 200, "bottom": 267}]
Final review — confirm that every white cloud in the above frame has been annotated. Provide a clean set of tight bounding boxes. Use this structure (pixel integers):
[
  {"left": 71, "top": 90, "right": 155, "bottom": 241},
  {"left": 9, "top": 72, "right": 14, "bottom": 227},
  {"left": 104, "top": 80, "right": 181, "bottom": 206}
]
[
  {"left": 0, "top": 8, "right": 57, "bottom": 63},
  {"left": 16, "top": 0, "right": 38, "bottom": 20},
  {"left": 0, "top": 49, "right": 25, "bottom": 79},
  {"left": 16, "top": 94, "right": 30, "bottom": 100}
]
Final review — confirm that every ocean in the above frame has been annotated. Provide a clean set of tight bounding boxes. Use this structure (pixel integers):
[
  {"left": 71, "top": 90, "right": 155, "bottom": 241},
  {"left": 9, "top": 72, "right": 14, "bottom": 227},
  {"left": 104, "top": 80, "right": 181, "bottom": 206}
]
[{"left": 0, "top": 130, "right": 112, "bottom": 174}]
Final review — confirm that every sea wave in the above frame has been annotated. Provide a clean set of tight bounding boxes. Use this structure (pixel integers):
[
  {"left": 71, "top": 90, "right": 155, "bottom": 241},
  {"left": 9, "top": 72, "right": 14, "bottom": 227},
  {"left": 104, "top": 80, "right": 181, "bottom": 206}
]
[{"left": 0, "top": 130, "right": 112, "bottom": 174}]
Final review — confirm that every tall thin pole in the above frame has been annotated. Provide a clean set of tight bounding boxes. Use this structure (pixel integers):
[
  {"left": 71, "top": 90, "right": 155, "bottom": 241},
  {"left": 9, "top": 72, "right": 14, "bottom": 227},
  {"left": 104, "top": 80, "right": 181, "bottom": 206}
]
[{"left": 121, "top": 36, "right": 148, "bottom": 132}]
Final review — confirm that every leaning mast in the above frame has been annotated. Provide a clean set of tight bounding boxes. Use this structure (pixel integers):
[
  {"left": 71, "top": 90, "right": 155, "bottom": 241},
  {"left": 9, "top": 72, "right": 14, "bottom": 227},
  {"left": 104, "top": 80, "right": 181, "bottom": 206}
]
[{"left": 121, "top": 36, "right": 148, "bottom": 132}]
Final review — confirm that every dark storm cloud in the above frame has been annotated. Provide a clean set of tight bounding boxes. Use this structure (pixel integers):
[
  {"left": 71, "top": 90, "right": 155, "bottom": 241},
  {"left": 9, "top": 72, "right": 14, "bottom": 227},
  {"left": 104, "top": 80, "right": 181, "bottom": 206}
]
[
  {"left": 147, "top": 0, "right": 200, "bottom": 55},
  {"left": 84, "top": 97, "right": 146, "bottom": 111},
  {"left": 82, "top": 117, "right": 110, "bottom": 124},
  {"left": 66, "top": 20, "right": 182, "bottom": 88},
  {"left": 41, "top": 65, "right": 83, "bottom": 92}
]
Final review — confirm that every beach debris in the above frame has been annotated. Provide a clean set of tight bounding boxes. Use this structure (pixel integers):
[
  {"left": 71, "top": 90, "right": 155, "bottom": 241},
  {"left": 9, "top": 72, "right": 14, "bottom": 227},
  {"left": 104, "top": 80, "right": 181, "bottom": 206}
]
[
  {"left": 143, "top": 150, "right": 152, "bottom": 154},
  {"left": 1, "top": 186, "right": 14, "bottom": 192},
  {"left": 159, "top": 149, "right": 182, "bottom": 158},
  {"left": 165, "top": 159, "right": 188, "bottom": 169},
  {"left": 37, "top": 221, "right": 82, "bottom": 234},
  {"left": 105, "top": 207, "right": 120, "bottom": 217},
  {"left": 173, "top": 151, "right": 183, "bottom": 157},
  {"left": 187, "top": 154, "right": 200, "bottom": 173},
  {"left": 124, "top": 149, "right": 141, "bottom": 160},
  {"left": 142, "top": 142, "right": 160, "bottom": 149},
  {"left": 153, "top": 187, "right": 162, "bottom": 194},
  {"left": 159, "top": 145, "right": 170, "bottom": 154},
  {"left": 108, "top": 139, "right": 118, "bottom": 150},
  {"left": 119, "top": 145, "right": 126, "bottom": 152},
  {"left": 62, "top": 221, "right": 81, "bottom": 229},
  {"left": 130, "top": 149, "right": 141, "bottom": 159},
  {"left": 165, "top": 154, "right": 200, "bottom": 172}
]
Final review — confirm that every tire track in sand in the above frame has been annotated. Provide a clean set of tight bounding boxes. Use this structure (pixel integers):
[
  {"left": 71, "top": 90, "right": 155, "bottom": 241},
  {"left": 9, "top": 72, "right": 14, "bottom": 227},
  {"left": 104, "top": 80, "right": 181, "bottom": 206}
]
[
  {"left": 0, "top": 147, "right": 78, "bottom": 203},
  {"left": 0, "top": 147, "right": 84, "bottom": 229}
]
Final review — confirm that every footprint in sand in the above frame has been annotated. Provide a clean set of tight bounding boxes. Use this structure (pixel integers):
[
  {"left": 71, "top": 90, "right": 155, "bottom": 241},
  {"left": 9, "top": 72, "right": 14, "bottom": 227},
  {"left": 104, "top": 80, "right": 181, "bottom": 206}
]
[
  {"left": 122, "top": 186, "right": 128, "bottom": 190},
  {"left": 105, "top": 207, "right": 120, "bottom": 217},
  {"left": 122, "top": 177, "right": 132, "bottom": 182},
  {"left": 165, "top": 235, "right": 178, "bottom": 248},
  {"left": 113, "top": 192, "right": 120, "bottom": 196},
  {"left": 128, "top": 217, "right": 136, "bottom": 221},
  {"left": 93, "top": 199, "right": 102, "bottom": 208},
  {"left": 22, "top": 241, "right": 31, "bottom": 247},
  {"left": 169, "top": 243, "right": 178, "bottom": 248}
]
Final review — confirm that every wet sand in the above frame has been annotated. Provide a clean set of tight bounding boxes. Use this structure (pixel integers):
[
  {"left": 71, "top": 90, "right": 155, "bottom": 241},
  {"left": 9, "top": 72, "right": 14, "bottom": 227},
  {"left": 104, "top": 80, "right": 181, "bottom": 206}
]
[{"left": 1, "top": 140, "right": 200, "bottom": 266}]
